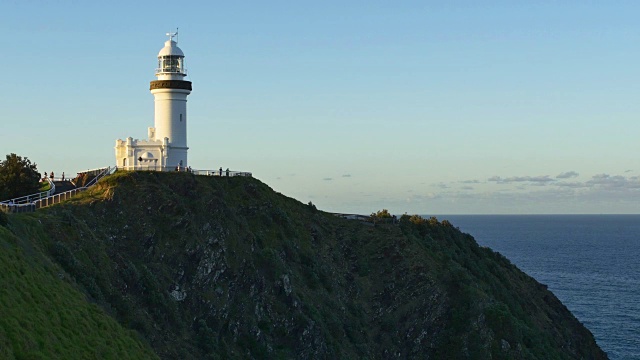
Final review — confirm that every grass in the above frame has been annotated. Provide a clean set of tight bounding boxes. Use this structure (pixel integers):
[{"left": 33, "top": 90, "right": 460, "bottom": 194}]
[
  {"left": 39, "top": 181, "right": 50, "bottom": 192},
  {"left": 0, "top": 223, "right": 158, "bottom": 360}
]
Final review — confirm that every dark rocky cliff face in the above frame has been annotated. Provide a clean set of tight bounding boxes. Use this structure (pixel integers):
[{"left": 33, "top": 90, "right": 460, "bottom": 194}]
[{"left": 5, "top": 171, "right": 607, "bottom": 359}]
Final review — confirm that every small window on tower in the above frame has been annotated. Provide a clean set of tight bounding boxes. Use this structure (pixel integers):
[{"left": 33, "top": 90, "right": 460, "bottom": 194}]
[{"left": 180, "top": 114, "right": 183, "bottom": 122}]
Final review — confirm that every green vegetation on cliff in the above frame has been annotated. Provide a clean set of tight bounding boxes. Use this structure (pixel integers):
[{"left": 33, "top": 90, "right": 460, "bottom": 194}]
[
  {"left": 0, "top": 223, "right": 158, "bottom": 359},
  {"left": 0, "top": 171, "right": 607, "bottom": 359},
  {"left": 0, "top": 153, "right": 41, "bottom": 200}
]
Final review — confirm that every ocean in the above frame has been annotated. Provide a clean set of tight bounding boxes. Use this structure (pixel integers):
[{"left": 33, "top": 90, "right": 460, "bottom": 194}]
[{"left": 438, "top": 215, "right": 640, "bottom": 360}]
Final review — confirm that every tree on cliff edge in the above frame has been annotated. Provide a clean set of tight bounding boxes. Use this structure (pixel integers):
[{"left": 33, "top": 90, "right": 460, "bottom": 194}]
[{"left": 0, "top": 153, "right": 41, "bottom": 200}]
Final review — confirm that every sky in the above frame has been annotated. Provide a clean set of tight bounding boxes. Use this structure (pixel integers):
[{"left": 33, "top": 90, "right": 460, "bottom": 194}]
[{"left": 1, "top": 1, "right": 640, "bottom": 214}]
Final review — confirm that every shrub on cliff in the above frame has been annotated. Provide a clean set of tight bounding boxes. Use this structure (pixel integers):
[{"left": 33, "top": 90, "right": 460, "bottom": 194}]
[{"left": 0, "top": 153, "right": 41, "bottom": 200}]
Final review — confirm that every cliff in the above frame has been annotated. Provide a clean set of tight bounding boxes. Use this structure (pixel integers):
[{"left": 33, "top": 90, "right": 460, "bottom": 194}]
[{"left": 0, "top": 171, "right": 607, "bottom": 359}]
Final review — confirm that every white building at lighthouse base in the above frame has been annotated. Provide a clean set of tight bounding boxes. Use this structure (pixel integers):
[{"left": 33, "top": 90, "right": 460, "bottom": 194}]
[{"left": 115, "top": 127, "right": 177, "bottom": 171}]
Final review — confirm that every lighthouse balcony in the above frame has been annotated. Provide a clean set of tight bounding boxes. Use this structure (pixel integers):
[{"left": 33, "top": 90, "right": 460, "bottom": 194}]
[{"left": 155, "top": 67, "right": 188, "bottom": 76}]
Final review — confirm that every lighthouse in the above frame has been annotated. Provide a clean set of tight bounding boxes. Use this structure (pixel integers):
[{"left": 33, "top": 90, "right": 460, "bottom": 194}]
[
  {"left": 115, "top": 32, "right": 193, "bottom": 170},
  {"left": 151, "top": 32, "right": 192, "bottom": 168}
]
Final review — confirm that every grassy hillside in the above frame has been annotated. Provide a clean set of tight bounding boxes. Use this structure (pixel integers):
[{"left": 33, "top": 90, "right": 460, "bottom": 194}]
[
  {"left": 0, "top": 222, "right": 158, "bottom": 359},
  {"left": 0, "top": 171, "right": 607, "bottom": 359}
]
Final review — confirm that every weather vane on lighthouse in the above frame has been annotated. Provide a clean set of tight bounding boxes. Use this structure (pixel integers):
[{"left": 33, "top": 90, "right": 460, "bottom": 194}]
[{"left": 166, "top": 28, "right": 178, "bottom": 42}]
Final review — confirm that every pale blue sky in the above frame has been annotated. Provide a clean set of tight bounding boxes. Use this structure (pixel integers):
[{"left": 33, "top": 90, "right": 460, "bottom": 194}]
[{"left": 2, "top": 1, "right": 640, "bottom": 214}]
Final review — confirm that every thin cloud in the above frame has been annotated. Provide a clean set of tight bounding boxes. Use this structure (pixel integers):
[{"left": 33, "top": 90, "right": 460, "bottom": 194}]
[
  {"left": 556, "top": 171, "right": 579, "bottom": 179},
  {"left": 586, "top": 174, "right": 640, "bottom": 189},
  {"left": 323, "top": 177, "right": 333, "bottom": 181},
  {"left": 460, "top": 179, "right": 480, "bottom": 184},
  {"left": 588, "top": 174, "right": 625, "bottom": 186},
  {"left": 544, "top": 173, "right": 640, "bottom": 191},
  {"left": 408, "top": 192, "right": 441, "bottom": 201},
  {"left": 530, "top": 181, "right": 550, "bottom": 187},
  {"left": 488, "top": 175, "right": 554, "bottom": 184},
  {"left": 554, "top": 181, "right": 588, "bottom": 188},
  {"left": 342, "top": 174, "right": 352, "bottom": 178},
  {"left": 399, "top": 172, "right": 640, "bottom": 214},
  {"left": 433, "top": 182, "right": 449, "bottom": 189}
]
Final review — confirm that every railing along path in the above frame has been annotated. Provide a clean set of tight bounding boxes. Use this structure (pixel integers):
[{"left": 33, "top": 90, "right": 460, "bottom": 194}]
[
  {"left": 116, "top": 165, "right": 252, "bottom": 177},
  {"left": 0, "top": 166, "right": 113, "bottom": 213}
]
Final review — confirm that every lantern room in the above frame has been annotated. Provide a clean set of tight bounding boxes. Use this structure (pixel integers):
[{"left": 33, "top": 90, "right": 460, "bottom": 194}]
[{"left": 155, "top": 32, "right": 187, "bottom": 79}]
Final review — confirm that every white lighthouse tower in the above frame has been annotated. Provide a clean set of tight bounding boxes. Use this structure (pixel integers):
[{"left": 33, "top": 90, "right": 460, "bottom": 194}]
[
  {"left": 151, "top": 31, "right": 192, "bottom": 168},
  {"left": 115, "top": 32, "right": 193, "bottom": 171}
]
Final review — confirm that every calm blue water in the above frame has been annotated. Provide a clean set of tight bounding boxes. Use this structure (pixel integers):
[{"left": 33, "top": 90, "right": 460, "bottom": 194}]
[{"left": 439, "top": 215, "right": 640, "bottom": 360}]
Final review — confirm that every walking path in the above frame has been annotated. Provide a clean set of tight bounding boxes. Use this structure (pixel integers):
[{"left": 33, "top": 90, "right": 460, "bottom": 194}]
[{"left": 0, "top": 167, "right": 113, "bottom": 213}]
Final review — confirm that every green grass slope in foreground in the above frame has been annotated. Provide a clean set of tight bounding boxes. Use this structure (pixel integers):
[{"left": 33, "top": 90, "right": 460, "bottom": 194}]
[
  {"left": 0, "top": 225, "right": 158, "bottom": 360},
  {"left": 1, "top": 171, "right": 607, "bottom": 359}
]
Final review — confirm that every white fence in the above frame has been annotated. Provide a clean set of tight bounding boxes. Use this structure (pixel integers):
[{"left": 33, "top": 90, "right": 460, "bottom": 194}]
[
  {"left": 0, "top": 178, "right": 55, "bottom": 206},
  {"left": 0, "top": 166, "right": 113, "bottom": 213},
  {"left": 116, "top": 166, "right": 252, "bottom": 178}
]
